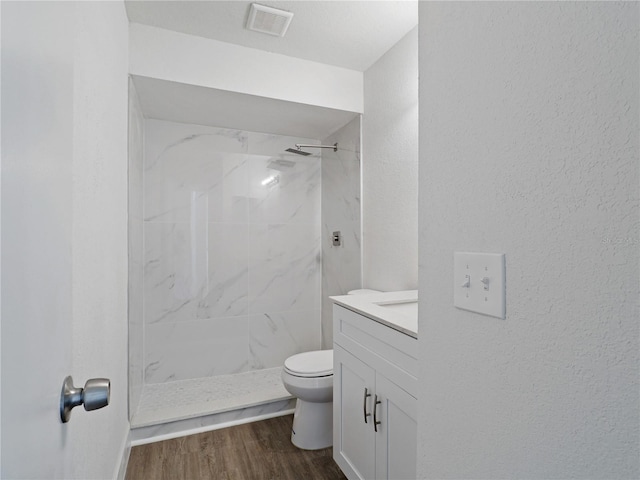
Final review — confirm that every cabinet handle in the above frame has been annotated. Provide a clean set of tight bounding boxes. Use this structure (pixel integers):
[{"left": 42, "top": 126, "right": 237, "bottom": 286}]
[
  {"left": 363, "top": 388, "right": 372, "bottom": 423},
  {"left": 373, "top": 394, "right": 382, "bottom": 432}
]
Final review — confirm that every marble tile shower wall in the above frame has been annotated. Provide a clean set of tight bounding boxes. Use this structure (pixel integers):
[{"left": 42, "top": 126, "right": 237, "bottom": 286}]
[
  {"left": 143, "top": 119, "right": 322, "bottom": 384},
  {"left": 128, "top": 79, "right": 145, "bottom": 415},
  {"left": 321, "top": 116, "right": 362, "bottom": 348}
]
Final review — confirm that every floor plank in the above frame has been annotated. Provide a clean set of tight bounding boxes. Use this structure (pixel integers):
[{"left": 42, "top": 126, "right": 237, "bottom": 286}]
[{"left": 126, "top": 415, "right": 346, "bottom": 480}]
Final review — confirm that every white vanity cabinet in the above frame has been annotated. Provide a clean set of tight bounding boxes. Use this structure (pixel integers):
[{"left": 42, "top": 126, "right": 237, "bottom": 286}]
[{"left": 332, "top": 304, "right": 418, "bottom": 480}]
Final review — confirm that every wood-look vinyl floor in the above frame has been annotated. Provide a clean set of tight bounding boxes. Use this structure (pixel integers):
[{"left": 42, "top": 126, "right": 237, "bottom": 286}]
[{"left": 126, "top": 415, "right": 347, "bottom": 480}]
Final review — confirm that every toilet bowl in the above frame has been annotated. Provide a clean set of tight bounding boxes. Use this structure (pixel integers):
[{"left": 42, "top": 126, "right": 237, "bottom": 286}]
[
  {"left": 281, "top": 350, "right": 334, "bottom": 450},
  {"left": 282, "top": 289, "right": 381, "bottom": 450}
]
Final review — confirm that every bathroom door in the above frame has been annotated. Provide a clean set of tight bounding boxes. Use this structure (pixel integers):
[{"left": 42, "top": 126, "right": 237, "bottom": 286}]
[
  {"left": 2, "top": 6, "right": 75, "bottom": 478},
  {"left": 1, "top": 2, "right": 125, "bottom": 478},
  {"left": 1, "top": 3, "right": 80, "bottom": 477}
]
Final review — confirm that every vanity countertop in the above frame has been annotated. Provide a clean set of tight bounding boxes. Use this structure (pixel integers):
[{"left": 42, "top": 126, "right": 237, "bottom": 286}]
[{"left": 330, "top": 290, "right": 418, "bottom": 338}]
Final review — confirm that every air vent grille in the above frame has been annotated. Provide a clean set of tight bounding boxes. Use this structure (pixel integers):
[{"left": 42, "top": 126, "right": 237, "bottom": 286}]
[{"left": 246, "top": 4, "right": 294, "bottom": 37}]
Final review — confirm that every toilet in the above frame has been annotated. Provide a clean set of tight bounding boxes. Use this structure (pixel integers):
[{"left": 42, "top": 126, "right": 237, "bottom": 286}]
[
  {"left": 281, "top": 288, "right": 381, "bottom": 450},
  {"left": 282, "top": 350, "right": 334, "bottom": 450}
]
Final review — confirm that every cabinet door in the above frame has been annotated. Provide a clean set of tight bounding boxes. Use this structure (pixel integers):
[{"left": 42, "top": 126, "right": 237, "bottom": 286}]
[
  {"left": 374, "top": 374, "right": 417, "bottom": 480},
  {"left": 334, "top": 345, "right": 376, "bottom": 480}
]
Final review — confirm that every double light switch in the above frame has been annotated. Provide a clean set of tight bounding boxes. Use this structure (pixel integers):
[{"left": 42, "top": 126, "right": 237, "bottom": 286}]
[{"left": 454, "top": 252, "right": 506, "bottom": 319}]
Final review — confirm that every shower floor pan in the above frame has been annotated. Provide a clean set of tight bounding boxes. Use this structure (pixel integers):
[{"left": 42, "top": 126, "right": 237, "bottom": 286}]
[{"left": 131, "top": 367, "right": 292, "bottom": 430}]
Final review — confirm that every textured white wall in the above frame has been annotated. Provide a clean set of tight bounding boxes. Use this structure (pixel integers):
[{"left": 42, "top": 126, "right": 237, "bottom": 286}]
[
  {"left": 129, "top": 23, "right": 363, "bottom": 114},
  {"left": 70, "top": 3, "right": 131, "bottom": 478},
  {"left": 362, "top": 27, "right": 418, "bottom": 291},
  {"left": 418, "top": 2, "right": 639, "bottom": 478}
]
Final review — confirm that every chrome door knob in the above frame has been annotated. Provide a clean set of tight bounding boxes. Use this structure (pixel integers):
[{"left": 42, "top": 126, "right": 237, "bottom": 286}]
[
  {"left": 60, "top": 376, "right": 110, "bottom": 423},
  {"left": 83, "top": 378, "right": 111, "bottom": 411}
]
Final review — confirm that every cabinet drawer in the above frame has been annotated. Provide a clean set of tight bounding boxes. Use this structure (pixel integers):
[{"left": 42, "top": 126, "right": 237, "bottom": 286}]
[{"left": 333, "top": 305, "right": 417, "bottom": 397}]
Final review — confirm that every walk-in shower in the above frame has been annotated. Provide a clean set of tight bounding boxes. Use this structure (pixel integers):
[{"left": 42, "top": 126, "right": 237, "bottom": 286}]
[{"left": 128, "top": 78, "right": 361, "bottom": 443}]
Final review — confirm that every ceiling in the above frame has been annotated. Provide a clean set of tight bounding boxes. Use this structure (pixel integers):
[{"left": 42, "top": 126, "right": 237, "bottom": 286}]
[
  {"left": 124, "top": 1, "right": 418, "bottom": 72},
  {"left": 132, "top": 75, "right": 359, "bottom": 139}
]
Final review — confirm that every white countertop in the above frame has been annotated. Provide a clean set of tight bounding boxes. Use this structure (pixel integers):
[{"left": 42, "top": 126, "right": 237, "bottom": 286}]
[{"left": 330, "top": 290, "right": 418, "bottom": 338}]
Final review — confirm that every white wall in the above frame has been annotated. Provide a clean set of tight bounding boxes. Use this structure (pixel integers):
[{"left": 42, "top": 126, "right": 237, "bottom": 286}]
[
  {"left": 362, "top": 27, "right": 418, "bottom": 291},
  {"left": 418, "top": 2, "right": 639, "bottom": 478},
  {"left": 129, "top": 23, "right": 363, "bottom": 114}
]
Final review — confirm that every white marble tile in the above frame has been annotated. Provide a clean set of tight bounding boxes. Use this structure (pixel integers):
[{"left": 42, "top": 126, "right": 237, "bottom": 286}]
[
  {"left": 321, "top": 119, "right": 361, "bottom": 225},
  {"left": 321, "top": 296, "right": 334, "bottom": 349},
  {"left": 145, "top": 119, "right": 248, "bottom": 171},
  {"left": 144, "top": 119, "right": 249, "bottom": 224},
  {"left": 128, "top": 79, "right": 145, "bottom": 418},
  {"left": 129, "top": 249, "right": 145, "bottom": 414},
  {"left": 144, "top": 316, "right": 249, "bottom": 384},
  {"left": 321, "top": 221, "right": 361, "bottom": 290},
  {"left": 144, "top": 153, "right": 249, "bottom": 224},
  {"left": 321, "top": 221, "right": 361, "bottom": 346},
  {"left": 144, "top": 222, "right": 249, "bottom": 324},
  {"left": 320, "top": 222, "right": 362, "bottom": 347},
  {"left": 248, "top": 223, "right": 321, "bottom": 314},
  {"left": 247, "top": 153, "right": 321, "bottom": 225},
  {"left": 321, "top": 116, "right": 362, "bottom": 348},
  {"left": 138, "top": 122, "right": 328, "bottom": 392},
  {"left": 249, "top": 309, "right": 322, "bottom": 370}
]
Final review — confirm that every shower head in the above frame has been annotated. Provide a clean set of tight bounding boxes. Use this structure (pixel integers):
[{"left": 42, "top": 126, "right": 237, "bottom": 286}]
[
  {"left": 284, "top": 143, "right": 338, "bottom": 156},
  {"left": 285, "top": 147, "right": 312, "bottom": 156}
]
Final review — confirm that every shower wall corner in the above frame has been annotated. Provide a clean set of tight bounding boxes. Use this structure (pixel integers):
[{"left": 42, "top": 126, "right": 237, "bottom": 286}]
[{"left": 320, "top": 115, "right": 363, "bottom": 348}]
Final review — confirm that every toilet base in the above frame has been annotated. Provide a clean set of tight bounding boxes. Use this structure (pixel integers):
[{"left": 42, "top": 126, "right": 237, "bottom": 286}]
[{"left": 290, "top": 398, "right": 333, "bottom": 450}]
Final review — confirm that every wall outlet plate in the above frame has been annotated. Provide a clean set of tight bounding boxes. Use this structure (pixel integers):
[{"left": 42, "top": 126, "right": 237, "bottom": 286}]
[{"left": 454, "top": 252, "right": 505, "bottom": 319}]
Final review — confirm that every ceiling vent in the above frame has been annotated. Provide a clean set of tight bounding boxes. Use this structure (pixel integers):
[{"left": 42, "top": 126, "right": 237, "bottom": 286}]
[{"left": 246, "top": 4, "right": 294, "bottom": 37}]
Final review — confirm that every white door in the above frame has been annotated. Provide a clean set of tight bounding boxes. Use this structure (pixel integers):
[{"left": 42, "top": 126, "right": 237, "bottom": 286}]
[
  {"left": 1, "top": 2, "right": 129, "bottom": 478},
  {"left": 2, "top": 3, "right": 78, "bottom": 477},
  {"left": 334, "top": 345, "right": 376, "bottom": 480},
  {"left": 374, "top": 374, "right": 417, "bottom": 480}
]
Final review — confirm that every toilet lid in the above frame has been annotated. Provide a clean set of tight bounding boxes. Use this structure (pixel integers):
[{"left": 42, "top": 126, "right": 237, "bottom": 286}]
[{"left": 284, "top": 350, "right": 333, "bottom": 377}]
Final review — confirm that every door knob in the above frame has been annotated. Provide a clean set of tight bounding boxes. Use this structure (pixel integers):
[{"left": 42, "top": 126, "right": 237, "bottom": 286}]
[{"left": 60, "top": 376, "right": 110, "bottom": 423}]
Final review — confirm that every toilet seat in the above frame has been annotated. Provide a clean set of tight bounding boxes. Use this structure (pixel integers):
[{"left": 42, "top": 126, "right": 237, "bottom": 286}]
[{"left": 284, "top": 350, "right": 333, "bottom": 378}]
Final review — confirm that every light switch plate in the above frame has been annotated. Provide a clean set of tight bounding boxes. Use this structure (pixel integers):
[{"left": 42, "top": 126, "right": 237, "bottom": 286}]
[{"left": 454, "top": 252, "right": 506, "bottom": 319}]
